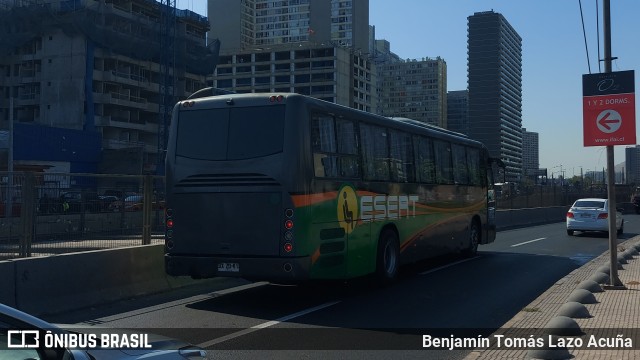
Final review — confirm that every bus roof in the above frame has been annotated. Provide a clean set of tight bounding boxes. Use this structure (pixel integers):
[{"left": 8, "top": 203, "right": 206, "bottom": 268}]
[{"left": 178, "top": 91, "right": 485, "bottom": 149}]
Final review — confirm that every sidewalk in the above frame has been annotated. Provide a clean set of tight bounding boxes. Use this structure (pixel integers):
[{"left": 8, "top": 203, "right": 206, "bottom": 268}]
[{"left": 465, "top": 236, "right": 640, "bottom": 360}]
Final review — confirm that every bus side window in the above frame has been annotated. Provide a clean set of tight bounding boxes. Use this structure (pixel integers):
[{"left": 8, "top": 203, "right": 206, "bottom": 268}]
[
  {"left": 336, "top": 119, "right": 360, "bottom": 178},
  {"left": 312, "top": 114, "right": 359, "bottom": 179},
  {"left": 413, "top": 136, "right": 435, "bottom": 184},
  {"left": 434, "top": 140, "right": 453, "bottom": 185},
  {"left": 312, "top": 114, "right": 337, "bottom": 178},
  {"left": 466, "top": 148, "right": 482, "bottom": 186},
  {"left": 390, "top": 130, "right": 415, "bottom": 183},
  {"left": 316, "top": 155, "right": 338, "bottom": 177},
  {"left": 360, "top": 123, "right": 389, "bottom": 181},
  {"left": 452, "top": 144, "right": 469, "bottom": 185}
]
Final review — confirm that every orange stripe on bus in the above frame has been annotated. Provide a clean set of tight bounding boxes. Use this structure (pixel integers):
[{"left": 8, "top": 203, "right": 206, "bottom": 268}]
[
  {"left": 292, "top": 192, "right": 338, "bottom": 207},
  {"left": 311, "top": 248, "right": 321, "bottom": 264}
]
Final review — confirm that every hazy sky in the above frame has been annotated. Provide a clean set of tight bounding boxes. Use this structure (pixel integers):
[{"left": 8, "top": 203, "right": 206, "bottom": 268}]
[{"left": 177, "top": 0, "right": 639, "bottom": 178}]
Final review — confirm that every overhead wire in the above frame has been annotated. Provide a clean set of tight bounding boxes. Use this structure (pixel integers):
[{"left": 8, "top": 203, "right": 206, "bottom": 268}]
[
  {"left": 596, "top": 0, "right": 601, "bottom": 72},
  {"left": 578, "top": 0, "right": 592, "bottom": 74}
]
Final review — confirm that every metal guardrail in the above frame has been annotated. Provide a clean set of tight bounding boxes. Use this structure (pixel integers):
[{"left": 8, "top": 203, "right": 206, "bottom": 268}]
[{"left": 0, "top": 172, "right": 165, "bottom": 260}]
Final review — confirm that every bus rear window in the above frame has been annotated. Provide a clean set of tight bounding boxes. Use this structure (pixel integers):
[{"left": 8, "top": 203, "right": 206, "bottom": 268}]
[{"left": 176, "top": 106, "right": 285, "bottom": 160}]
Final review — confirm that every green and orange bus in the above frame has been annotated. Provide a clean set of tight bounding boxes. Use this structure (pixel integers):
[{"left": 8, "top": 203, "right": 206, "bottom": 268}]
[{"left": 164, "top": 92, "right": 498, "bottom": 283}]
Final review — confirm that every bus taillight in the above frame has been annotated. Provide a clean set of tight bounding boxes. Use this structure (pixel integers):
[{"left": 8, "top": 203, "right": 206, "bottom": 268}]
[
  {"left": 166, "top": 208, "right": 174, "bottom": 229},
  {"left": 284, "top": 219, "right": 293, "bottom": 230},
  {"left": 269, "top": 95, "right": 284, "bottom": 103},
  {"left": 283, "top": 208, "right": 294, "bottom": 254}
]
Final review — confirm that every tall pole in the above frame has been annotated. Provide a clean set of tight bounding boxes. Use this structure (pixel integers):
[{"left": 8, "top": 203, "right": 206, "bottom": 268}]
[
  {"left": 603, "top": 0, "right": 623, "bottom": 287},
  {"left": 7, "top": 97, "right": 13, "bottom": 218}
]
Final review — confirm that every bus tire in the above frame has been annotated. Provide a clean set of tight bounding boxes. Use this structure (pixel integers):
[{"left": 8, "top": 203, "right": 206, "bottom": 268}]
[
  {"left": 463, "top": 220, "right": 480, "bottom": 257},
  {"left": 376, "top": 229, "right": 400, "bottom": 285}
]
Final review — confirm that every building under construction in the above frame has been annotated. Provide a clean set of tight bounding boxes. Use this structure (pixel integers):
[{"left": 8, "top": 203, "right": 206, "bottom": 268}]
[{"left": 0, "top": 0, "right": 219, "bottom": 174}]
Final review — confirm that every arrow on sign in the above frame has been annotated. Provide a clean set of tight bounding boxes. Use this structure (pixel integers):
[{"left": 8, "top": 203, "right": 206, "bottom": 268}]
[{"left": 598, "top": 111, "right": 620, "bottom": 130}]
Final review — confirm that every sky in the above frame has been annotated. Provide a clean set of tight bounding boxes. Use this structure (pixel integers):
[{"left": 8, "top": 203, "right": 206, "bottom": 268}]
[{"left": 176, "top": 0, "right": 640, "bottom": 179}]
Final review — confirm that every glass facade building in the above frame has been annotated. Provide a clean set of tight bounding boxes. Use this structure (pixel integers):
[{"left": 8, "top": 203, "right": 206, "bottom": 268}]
[{"left": 467, "top": 11, "right": 523, "bottom": 181}]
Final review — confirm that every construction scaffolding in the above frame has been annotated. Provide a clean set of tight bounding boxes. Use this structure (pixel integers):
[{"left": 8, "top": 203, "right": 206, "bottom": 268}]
[{"left": 0, "top": 0, "right": 220, "bottom": 174}]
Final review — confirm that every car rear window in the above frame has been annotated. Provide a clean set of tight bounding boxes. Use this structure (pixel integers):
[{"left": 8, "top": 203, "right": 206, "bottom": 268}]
[{"left": 574, "top": 201, "right": 605, "bottom": 208}]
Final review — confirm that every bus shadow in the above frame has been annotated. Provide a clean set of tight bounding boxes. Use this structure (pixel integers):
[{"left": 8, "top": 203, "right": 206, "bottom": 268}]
[{"left": 182, "top": 251, "right": 581, "bottom": 349}]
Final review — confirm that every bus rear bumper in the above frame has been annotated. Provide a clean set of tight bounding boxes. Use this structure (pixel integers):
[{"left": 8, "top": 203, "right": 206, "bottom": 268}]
[{"left": 165, "top": 254, "right": 312, "bottom": 283}]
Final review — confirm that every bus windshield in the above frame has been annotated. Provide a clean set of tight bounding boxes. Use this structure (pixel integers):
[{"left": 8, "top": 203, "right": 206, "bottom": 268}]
[{"left": 176, "top": 105, "right": 285, "bottom": 160}]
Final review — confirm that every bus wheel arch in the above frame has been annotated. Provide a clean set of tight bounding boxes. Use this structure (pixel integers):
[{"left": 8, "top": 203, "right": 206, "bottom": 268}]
[
  {"left": 463, "top": 216, "right": 481, "bottom": 257},
  {"left": 375, "top": 225, "right": 400, "bottom": 285}
]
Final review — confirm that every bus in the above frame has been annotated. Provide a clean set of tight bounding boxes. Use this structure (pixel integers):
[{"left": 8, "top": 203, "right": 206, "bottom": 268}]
[{"left": 164, "top": 92, "right": 498, "bottom": 284}]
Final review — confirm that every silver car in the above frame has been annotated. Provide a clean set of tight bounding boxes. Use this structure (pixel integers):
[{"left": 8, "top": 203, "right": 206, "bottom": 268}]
[
  {"left": 566, "top": 198, "right": 624, "bottom": 236},
  {"left": 0, "top": 303, "right": 206, "bottom": 360}
]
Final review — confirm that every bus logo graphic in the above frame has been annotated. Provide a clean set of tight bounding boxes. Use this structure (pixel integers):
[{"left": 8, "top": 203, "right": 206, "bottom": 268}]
[
  {"left": 337, "top": 185, "right": 358, "bottom": 234},
  {"left": 7, "top": 330, "right": 39, "bottom": 348}
]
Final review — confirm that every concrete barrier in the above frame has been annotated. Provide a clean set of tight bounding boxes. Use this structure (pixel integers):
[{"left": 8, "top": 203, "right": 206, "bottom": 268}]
[
  {"left": 0, "top": 260, "right": 16, "bottom": 307},
  {"left": 0, "top": 207, "right": 574, "bottom": 316},
  {"left": 2, "top": 245, "right": 207, "bottom": 316},
  {"left": 496, "top": 206, "right": 568, "bottom": 230}
]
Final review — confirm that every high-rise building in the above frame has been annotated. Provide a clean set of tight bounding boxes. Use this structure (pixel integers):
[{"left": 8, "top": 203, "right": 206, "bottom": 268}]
[
  {"left": 625, "top": 146, "right": 640, "bottom": 185},
  {"left": 212, "top": 44, "right": 377, "bottom": 112},
  {"left": 376, "top": 57, "right": 447, "bottom": 127},
  {"left": 208, "top": 0, "right": 375, "bottom": 111},
  {"left": 0, "top": 0, "right": 215, "bottom": 173},
  {"left": 467, "top": 10, "right": 523, "bottom": 181},
  {"left": 447, "top": 90, "right": 469, "bottom": 135},
  {"left": 208, "top": 0, "right": 370, "bottom": 52},
  {"left": 522, "top": 128, "right": 539, "bottom": 181}
]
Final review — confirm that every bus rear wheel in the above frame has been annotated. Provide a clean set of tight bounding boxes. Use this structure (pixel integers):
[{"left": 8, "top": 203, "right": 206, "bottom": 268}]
[
  {"left": 463, "top": 220, "right": 480, "bottom": 257},
  {"left": 376, "top": 229, "right": 400, "bottom": 285}
]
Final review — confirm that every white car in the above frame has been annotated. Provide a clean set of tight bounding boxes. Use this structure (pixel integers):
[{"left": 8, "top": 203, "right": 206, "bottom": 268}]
[
  {"left": 566, "top": 198, "right": 623, "bottom": 236},
  {"left": 0, "top": 303, "right": 206, "bottom": 360}
]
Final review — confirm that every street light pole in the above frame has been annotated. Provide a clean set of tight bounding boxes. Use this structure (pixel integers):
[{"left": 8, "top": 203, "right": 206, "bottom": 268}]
[{"left": 603, "top": 0, "right": 624, "bottom": 288}]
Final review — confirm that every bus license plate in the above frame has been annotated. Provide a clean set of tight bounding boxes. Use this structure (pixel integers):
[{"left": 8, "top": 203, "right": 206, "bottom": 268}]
[{"left": 218, "top": 262, "right": 240, "bottom": 272}]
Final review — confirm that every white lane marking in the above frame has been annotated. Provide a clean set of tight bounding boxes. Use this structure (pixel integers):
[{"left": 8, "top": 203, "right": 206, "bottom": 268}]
[
  {"left": 419, "top": 256, "right": 481, "bottom": 275},
  {"left": 197, "top": 300, "right": 341, "bottom": 348},
  {"left": 80, "top": 281, "right": 268, "bottom": 325},
  {"left": 511, "top": 237, "right": 547, "bottom": 247}
]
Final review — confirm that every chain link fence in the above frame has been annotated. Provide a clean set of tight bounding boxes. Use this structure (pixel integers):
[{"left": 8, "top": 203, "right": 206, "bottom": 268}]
[
  {"left": 2, "top": 171, "right": 634, "bottom": 260},
  {"left": 0, "top": 172, "right": 165, "bottom": 260}
]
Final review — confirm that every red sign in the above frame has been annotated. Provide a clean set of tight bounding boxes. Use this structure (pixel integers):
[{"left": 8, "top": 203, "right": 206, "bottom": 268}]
[
  {"left": 583, "top": 93, "right": 636, "bottom": 146},
  {"left": 582, "top": 71, "right": 636, "bottom": 147}
]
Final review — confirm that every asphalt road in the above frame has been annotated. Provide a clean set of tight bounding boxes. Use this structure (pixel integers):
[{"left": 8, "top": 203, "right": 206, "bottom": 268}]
[{"left": 45, "top": 215, "right": 640, "bottom": 360}]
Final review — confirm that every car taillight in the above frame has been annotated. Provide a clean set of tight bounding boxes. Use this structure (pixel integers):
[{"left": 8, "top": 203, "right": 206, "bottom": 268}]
[
  {"left": 598, "top": 213, "right": 608, "bottom": 219},
  {"left": 567, "top": 212, "right": 574, "bottom": 219}
]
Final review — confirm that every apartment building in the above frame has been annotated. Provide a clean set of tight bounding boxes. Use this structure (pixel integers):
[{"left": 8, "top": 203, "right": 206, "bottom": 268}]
[
  {"left": 376, "top": 57, "right": 447, "bottom": 128},
  {"left": 208, "top": 0, "right": 375, "bottom": 112},
  {"left": 208, "top": 0, "right": 370, "bottom": 52},
  {"left": 0, "top": 0, "right": 215, "bottom": 173},
  {"left": 213, "top": 44, "right": 377, "bottom": 112}
]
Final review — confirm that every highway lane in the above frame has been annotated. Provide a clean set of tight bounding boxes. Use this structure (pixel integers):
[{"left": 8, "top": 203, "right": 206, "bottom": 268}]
[{"left": 44, "top": 215, "right": 640, "bottom": 359}]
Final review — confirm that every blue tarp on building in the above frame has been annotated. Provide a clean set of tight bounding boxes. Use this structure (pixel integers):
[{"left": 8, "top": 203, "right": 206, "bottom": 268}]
[{"left": 0, "top": 123, "right": 102, "bottom": 173}]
